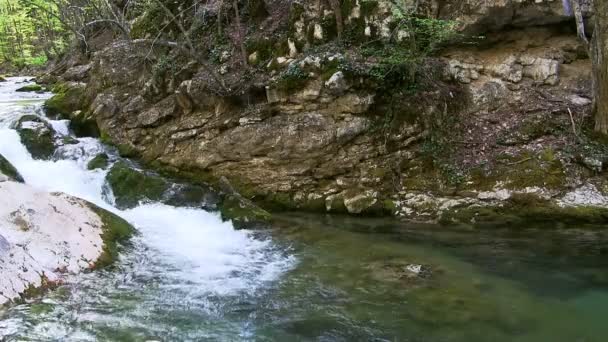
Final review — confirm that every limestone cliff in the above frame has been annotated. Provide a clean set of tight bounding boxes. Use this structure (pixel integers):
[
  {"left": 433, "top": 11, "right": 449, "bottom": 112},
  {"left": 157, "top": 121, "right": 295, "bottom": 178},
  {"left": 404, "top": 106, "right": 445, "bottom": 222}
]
[{"left": 41, "top": 0, "right": 608, "bottom": 223}]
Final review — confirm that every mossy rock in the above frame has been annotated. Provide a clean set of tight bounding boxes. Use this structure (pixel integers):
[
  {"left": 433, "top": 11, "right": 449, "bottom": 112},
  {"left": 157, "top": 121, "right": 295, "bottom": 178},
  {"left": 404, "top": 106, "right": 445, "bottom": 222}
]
[
  {"left": 87, "top": 203, "right": 136, "bottom": 267},
  {"left": 44, "top": 83, "right": 86, "bottom": 119},
  {"left": 218, "top": 194, "right": 272, "bottom": 229},
  {"left": 0, "top": 76, "right": 6, "bottom": 82},
  {"left": 87, "top": 153, "right": 110, "bottom": 170},
  {"left": 69, "top": 111, "right": 99, "bottom": 138},
  {"left": 61, "top": 136, "right": 79, "bottom": 145},
  {"left": 440, "top": 193, "right": 608, "bottom": 228},
  {"left": 16, "top": 84, "right": 43, "bottom": 92},
  {"left": 217, "top": 176, "right": 272, "bottom": 229},
  {"left": 105, "top": 161, "right": 169, "bottom": 209},
  {"left": 0, "top": 153, "right": 24, "bottom": 183},
  {"left": 163, "top": 183, "right": 220, "bottom": 210},
  {"left": 15, "top": 115, "right": 57, "bottom": 160}
]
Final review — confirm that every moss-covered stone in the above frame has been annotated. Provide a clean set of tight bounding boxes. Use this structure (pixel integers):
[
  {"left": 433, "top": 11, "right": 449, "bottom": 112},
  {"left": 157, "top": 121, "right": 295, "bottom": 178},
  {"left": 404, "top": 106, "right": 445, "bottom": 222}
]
[
  {"left": 216, "top": 176, "right": 272, "bottom": 229},
  {"left": 163, "top": 183, "right": 220, "bottom": 209},
  {"left": 440, "top": 193, "right": 608, "bottom": 227},
  {"left": 0, "top": 153, "right": 24, "bottom": 182},
  {"left": 15, "top": 115, "right": 56, "bottom": 160},
  {"left": 61, "top": 136, "right": 79, "bottom": 145},
  {"left": 87, "top": 153, "right": 110, "bottom": 170},
  {"left": 16, "top": 84, "right": 43, "bottom": 92},
  {"left": 69, "top": 111, "right": 100, "bottom": 138},
  {"left": 44, "top": 83, "right": 86, "bottom": 119},
  {"left": 218, "top": 194, "right": 272, "bottom": 229},
  {"left": 106, "top": 161, "right": 169, "bottom": 209},
  {"left": 87, "top": 203, "right": 136, "bottom": 267}
]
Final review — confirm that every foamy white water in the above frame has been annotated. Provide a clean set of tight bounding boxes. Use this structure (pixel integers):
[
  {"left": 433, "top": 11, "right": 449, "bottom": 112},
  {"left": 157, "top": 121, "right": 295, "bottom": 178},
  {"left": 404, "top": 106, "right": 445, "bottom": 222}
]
[{"left": 0, "top": 77, "right": 296, "bottom": 340}]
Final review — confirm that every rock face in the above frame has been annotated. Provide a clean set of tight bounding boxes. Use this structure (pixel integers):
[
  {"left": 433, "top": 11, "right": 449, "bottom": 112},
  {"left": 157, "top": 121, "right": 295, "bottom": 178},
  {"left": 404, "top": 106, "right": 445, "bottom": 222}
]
[
  {"left": 0, "top": 181, "right": 134, "bottom": 306},
  {"left": 42, "top": 0, "right": 605, "bottom": 221}
]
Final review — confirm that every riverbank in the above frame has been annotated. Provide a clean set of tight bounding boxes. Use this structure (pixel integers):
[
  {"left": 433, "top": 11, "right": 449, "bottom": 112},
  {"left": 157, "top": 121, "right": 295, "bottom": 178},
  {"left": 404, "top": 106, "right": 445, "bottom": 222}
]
[{"left": 33, "top": 0, "right": 608, "bottom": 223}]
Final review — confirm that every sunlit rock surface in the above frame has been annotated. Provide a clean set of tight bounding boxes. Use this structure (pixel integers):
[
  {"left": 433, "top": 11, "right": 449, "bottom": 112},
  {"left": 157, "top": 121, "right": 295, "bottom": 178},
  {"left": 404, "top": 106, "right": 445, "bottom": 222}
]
[{"left": 0, "top": 181, "right": 105, "bottom": 305}]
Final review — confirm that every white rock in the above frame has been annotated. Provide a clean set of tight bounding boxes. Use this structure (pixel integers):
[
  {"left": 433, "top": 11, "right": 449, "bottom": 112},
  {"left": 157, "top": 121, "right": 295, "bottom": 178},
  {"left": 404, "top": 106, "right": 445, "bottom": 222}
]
[
  {"left": 324, "top": 71, "right": 349, "bottom": 94},
  {"left": 0, "top": 182, "right": 109, "bottom": 306},
  {"left": 405, "top": 264, "right": 422, "bottom": 274},
  {"left": 560, "top": 184, "right": 608, "bottom": 207},
  {"left": 569, "top": 95, "right": 592, "bottom": 107}
]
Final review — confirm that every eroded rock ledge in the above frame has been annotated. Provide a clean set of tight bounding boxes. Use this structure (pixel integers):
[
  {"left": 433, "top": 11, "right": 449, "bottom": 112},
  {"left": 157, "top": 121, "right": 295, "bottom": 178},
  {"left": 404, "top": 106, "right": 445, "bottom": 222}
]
[
  {"left": 38, "top": 0, "right": 607, "bottom": 223},
  {"left": 0, "top": 176, "right": 134, "bottom": 306}
]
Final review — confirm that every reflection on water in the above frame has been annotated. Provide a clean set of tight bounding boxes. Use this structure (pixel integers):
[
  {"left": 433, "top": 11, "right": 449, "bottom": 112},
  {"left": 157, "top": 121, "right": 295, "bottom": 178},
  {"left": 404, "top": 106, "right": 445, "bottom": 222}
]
[
  {"left": 4, "top": 212, "right": 606, "bottom": 341},
  {"left": 265, "top": 213, "right": 608, "bottom": 342}
]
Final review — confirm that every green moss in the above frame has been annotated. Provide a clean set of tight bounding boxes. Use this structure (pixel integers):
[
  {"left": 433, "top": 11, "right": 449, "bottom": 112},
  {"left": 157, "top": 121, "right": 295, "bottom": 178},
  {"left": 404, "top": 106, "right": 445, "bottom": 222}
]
[
  {"left": 116, "top": 143, "right": 139, "bottom": 158},
  {"left": 20, "top": 277, "right": 54, "bottom": 301},
  {"left": 87, "top": 153, "right": 110, "bottom": 170},
  {"left": 441, "top": 193, "right": 608, "bottom": 227},
  {"left": 0, "top": 153, "right": 24, "bottom": 182},
  {"left": 70, "top": 111, "right": 100, "bottom": 138},
  {"left": 275, "top": 63, "right": 310, "bottom": 91},
  {"left": 382, "top": 199, "right": 397, "bottom": 213},
  {"left": 87, "top": 203, "right": 135, "bottom": 267},
  {"left": 44, "top": 83, "right": 86, "bottom": 119},
  {"left": 468, "top": 150, "right": 567, "bottom": 191},
  {"left": 61, "top": 136, "right": 79, "bottom": 145},
  {"left": 15, "top": 115, "right": 56, "bottom": 160},
  {"left": 360, "top": 0, "right": 379, "bottom": 16},
  {"left": 218, "top": 194, "right": 272, "bottom": 229},
  {"left": 29, "top": 302, "right": 54, "bottom": 315},
  {"left": 106, "top": 161, "right": 169, "bottom": 209},
  {"left": 16, "top": 84, "right": 43, "bottom": 92}
]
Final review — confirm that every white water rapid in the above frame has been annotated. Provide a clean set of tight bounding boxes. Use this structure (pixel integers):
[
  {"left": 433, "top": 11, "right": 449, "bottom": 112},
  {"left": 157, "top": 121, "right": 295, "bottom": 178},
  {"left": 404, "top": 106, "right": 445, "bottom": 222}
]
[{"left": 0, "top": 77, "right": 295, "bottom": 340}]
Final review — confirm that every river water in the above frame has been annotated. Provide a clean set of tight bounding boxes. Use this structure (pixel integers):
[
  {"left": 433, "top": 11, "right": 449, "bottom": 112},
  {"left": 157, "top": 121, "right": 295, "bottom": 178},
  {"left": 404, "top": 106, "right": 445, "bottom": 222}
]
[{"left": 0, "top": 77, "right": 607, "bottom": 341}]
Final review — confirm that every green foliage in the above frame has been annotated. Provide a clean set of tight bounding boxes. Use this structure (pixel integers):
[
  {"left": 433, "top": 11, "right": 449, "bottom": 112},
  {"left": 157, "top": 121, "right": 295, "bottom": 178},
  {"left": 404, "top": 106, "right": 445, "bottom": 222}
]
[
  {"left": 276, "top": 63, "right": 310, "bottom": 91},
  {"left": 0, "top": 0, "right": 66, "bottom": 68}
]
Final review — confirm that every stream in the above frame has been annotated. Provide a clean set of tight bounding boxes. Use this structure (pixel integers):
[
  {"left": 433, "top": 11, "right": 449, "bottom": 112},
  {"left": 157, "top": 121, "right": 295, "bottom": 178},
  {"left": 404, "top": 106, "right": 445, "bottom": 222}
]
[{"left": 0, "top": 77, "right": 608, "bottom": 341}]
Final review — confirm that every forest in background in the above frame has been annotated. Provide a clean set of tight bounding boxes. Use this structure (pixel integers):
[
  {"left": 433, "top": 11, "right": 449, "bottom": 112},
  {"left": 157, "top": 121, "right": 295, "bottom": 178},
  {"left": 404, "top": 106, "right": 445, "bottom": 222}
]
[{"left": 0, "top": 0, "right": 69, "bottom": 68}]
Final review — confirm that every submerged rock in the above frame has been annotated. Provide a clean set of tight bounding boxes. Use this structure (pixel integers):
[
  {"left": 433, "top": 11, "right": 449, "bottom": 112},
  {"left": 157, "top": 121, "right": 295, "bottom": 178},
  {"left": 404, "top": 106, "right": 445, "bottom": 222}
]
[
  {"left": 87, "top": 153, "right": 110, "bottom": 170},
  {"left": 163, "top": 183, "right": 220, "bottom": 210},
  {"left": 0, "top": 153, "right": 24, "bottom": 183},
  {"left": 14, "top": 115, "right": 57, "bottom": 160},
  {"left": 440, "top": 193, "right": 608, "bottom": 227},
  {"left": 217, "top": 177, "right": 272, "bottom": 229},
  {"left": 15, "top": 84, "right": 43, "bottom": 92},
  {"left": 105, "top": 161, "right": 169, "bottom": 209},
  {"left": 0, "top": 181, "right": 134, "bottom": 306}
]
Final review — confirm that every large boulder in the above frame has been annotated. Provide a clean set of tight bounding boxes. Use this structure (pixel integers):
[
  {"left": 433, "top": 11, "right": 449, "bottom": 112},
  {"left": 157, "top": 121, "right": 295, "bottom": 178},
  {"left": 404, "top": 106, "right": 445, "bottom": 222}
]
[
  {"left": 14, "top": 115, "right": 57, "bottom": 160},
  {"left": 0, "top": 153, "right": 24, "bottom": 183},
  {"left": 0, "top": 181, "right": 134, "bottom": 306},
  {"left": 105, "top": 161, "right": 169, "bottom": 209},
  {"left": 105, "top": 161, "right": 220, "bottom": 210},
  {"left": 44, "top": 82, "right": 87, "bottom": 118},
  {"left": 217, "top": 177, "right": 272, "bottom": 229}
]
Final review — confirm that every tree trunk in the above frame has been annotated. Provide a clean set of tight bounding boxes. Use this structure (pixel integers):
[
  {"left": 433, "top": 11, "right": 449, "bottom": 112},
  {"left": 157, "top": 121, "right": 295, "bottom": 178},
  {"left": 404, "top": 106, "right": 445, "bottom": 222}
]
[
  {"left": 328, "top": 0, "right": 343, "bottom": 39},
  {"left": 593, "top": 0, "right": 608, "bottom": 134}
]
